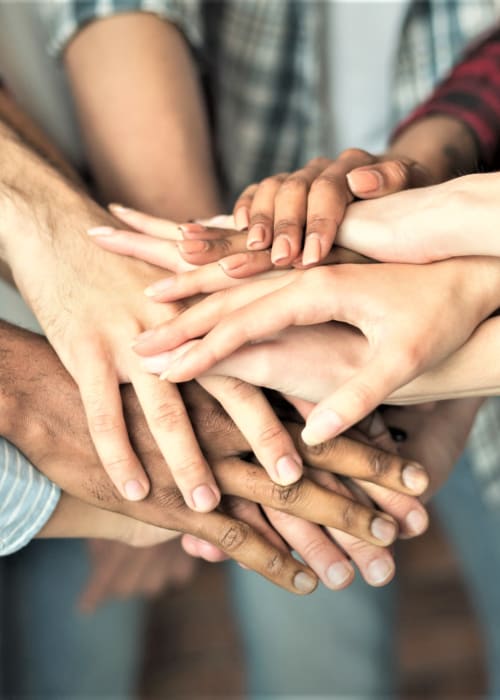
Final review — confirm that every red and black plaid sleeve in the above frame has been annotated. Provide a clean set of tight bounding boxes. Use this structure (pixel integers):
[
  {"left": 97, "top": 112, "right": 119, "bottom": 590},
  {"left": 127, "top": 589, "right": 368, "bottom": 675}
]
[{"left": 394, "top": 24, "right": 500, "bottom": 169}]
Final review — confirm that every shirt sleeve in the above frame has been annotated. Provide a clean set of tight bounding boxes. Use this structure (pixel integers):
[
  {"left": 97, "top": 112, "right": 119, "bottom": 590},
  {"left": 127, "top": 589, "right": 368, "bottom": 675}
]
[
  {"left": 393, "top": 24, "right": 500, "bottom": 168},
  {"left": 43, "top": 0, "right": 204, "bottom": 58},
  {"left": 0, "top": 438, "right": 60, "bottom": 556}
]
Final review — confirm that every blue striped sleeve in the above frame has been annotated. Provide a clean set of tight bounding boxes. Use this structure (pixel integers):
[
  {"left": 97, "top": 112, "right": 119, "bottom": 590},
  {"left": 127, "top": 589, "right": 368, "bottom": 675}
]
[{"left": 0, "top": 438, "right": 60, "bottom": 555}]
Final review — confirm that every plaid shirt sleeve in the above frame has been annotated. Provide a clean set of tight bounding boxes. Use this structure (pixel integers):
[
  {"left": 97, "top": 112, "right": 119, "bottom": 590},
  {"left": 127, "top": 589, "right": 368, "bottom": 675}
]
[{"left": 394, "top": 24, "right": 500, "bottom": 168}]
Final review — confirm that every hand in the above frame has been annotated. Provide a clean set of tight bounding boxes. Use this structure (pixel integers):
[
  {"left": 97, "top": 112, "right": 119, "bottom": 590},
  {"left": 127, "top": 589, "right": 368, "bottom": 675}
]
[
  {"left": 231, "top": 150, "right": 430, "bottom": 267},
  {"left": 132, "top": 258, "right": 500, "bottom": 444},
  {"left": 79, "top": 539, "right": 197, "bottom": 613},
  {"left": 337, "top": 173, "right": 500, "bottom": 263},
  {"left": 1, "top": 322, "right": 429, "bottom": 593}
]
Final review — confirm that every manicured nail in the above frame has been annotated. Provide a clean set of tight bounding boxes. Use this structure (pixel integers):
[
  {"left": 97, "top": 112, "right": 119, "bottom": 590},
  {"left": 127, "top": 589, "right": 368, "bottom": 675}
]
[
  {"left": 293, "top": 571, "right": 317, "bottom": 594},
  {"left": 346, "top": 169, "right": 383, "bottom": 194},
  {"left": 235, "top": 207, "right": 250, "bottom": 231},
  {"left": 124, "top": 479, "right": 147, "bottom": 501},
  {"left": 218, "top": 253, "right": 249, "bottom": 273},
  {"left": 302, "top": 409, "right": 344, "bottom": 445},
  {"left": 140, "top": 355, "right": 170, "bottom": 374},
  {"left": 177, "top": 239, "right": 209, "bottom": 255},
  {"left": 144, "top": 277, "right": 175, "bottom": 297},
  {"left": 192, "top": 484, "right": 219, "bottom": 512},
  {"left": 367, "top": 558, "right": 394, "bottom": 585},
  {"left": 133, "top": 329, "right": 156, "bottom": 346},
  {"left": 402, "top": 464, "right": 428, "bottom": 493},
  {"left": 370, "top": 516, "right": 397, "bottom": 544},
  {"left": 327, "top": 562, "right": 353, "bottom": 588},
  {"left": 275, "top": 455, "right": 303, "bottom": 485},
  {"left": 405, "top": 509, "right": 428, "bottom": 535},
  {"left": 302, "top": 234, "right": 322, "bottom": 266},
  {"left": 87, "top": 226, "right": 115, "bottom": 236},
  {"left": 247, "top": 224, "right": 266, "bottom": 249},
  {"left": 109, "top": 203, "right": 129, "bottom": 214},
  {"left": 271, "top": 236, "right": 291, "bottom": 264},
  {"left": 178, "top": 223, "right": 207, "bottom": 236}
]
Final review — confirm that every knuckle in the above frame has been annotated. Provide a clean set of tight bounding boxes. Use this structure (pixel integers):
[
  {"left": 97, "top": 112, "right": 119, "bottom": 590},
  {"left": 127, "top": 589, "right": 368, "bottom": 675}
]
[
  {"left": 149, "top": 401, "right": 186, "bottom": 431},
  {"left": 249, "top": 211, "right": 272, "bottom": 227},
  {"left": 271, "top": 481, "right": 303, "bottom": 507},
  {"left": 89, "top": 412, "right": 120, "bottom": 435},
  {"left": 306, "top": 156, "right": 331, "bottom": 170},
  {"left": 340, "top": 147, "right": 371, "bottom": 162},
  {"left": 366, "top": 449, "right": 394, "bottom": 478},
  {"left": 151, "top": 485, "right": 186, "bottom": 512},
  {"left": 258, "top": 422, "right": 287, "bottom": 448},
  {"left": 340, "top": 498, "right": 363, "bottom": 531},
  {"left": 274, "top": 218, "right": 302, "bottom": 236},
  {"left": 282, "top": 173, "right": 309, "bottom": 191},
  {"left": 172, "top": 457, "right": 208, "bottom": 482},
  {"left": 265, "top": 551, "right": 285, "bottom": 576},
  {"left": 383, "top": 160, "right": 410, "bottom": 185},
  {"left": 306, "top": 215, "right": 333, "bottom": 232},
  {"left": 311, "top": 173, "right": 341, "bottom": 190},
  {"left": 302, "top": 536, "right": 329, "bottom": 561},
  {"left": 218, "top": 521, "right": 250, "bottom": 552},
  {"left": 102, "top": 455, "right": 134, "bottom": 475},
  {"left": 219, "top": 376, "right": 258, "bottom": 402}
]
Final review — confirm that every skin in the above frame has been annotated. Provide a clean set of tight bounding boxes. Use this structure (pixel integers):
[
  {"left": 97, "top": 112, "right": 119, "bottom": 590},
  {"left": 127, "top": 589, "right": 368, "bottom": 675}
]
[{"left": 0, "top": 320, "right": 431, "bottom": 593}]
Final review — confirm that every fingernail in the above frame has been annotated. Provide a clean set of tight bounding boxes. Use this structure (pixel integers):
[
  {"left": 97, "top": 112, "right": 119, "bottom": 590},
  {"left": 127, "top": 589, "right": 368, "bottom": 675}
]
[
  {"left": 275, "top": 455, "right": 302, "bottom": 485},
  {"left": 218, "top": 253, "right": 249, "bottom": 273},
  {"left": 178, "top": 223, "right": 207, "bottom": 235},
  {"left": 177, "top": 239, "right": 209, "bottom": 254},
  {"left": 247, "top": 224, "right": 266, "bottom": 249},
  {"left": 133, "top": 329, "right": 156, "bottom": 346},
  {"left": 159, "top": 355, "right": 184, "bottom": 381},
  {"left": 405, "top": 509, "right": 428, "bottom": 535},
  {"left": 235, "top": 207, "right": 250, "bottom": 231},
  {"left": 346, "top": 169, "right": 383, "bottom": 194},
  {"left": 302, "top": 409, "right": 344, "bottom": 445},
  {"left": 140, "top": 355, "right": 170, "bottom": 374},
  {"left": 302, "top": 234, "right": 321, "bottom": 266},
  {"left": 327, "top": 562, "right": 352, "bottom": 588},
  {"left": 124, "top": 479, "right": 147, "bottom": 501},
  {"left": 144, "top": 278, "right": 175, "bottom": 297},
  {"left": 402, "top": 464, "right": 428, "bottom": 493},
  {"left": 370, "top": 516, "right": 397, "bottom": 544},
  {"left": 293, "top": 571, "right": 317, "bottom": 594},
  {"left": 271, "top": 236, "right": 291, "bottom": 264},
  {"left": 87, "top": 226, "right": 115, "bottom": 236},
  {"left": 367, "top": 558, "right": 394, "bottom": 585},
  {"left": 109, "top": 203, "right": 129, "bottom": 214},
  {"left": 192, "top": 484, "right": 220, "bottom": 512},
  {"left": 366, "top": 412, "right": 387, "bottom": 439}
]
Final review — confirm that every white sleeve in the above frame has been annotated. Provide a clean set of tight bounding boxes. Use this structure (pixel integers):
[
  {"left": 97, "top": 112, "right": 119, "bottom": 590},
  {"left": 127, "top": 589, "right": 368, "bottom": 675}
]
[{"left": 0, "top": 438, "right": 60, "bottom": 555}]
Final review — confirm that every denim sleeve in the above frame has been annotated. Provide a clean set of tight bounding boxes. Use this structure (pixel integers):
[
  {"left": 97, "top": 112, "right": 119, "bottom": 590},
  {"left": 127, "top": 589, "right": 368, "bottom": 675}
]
[{"left": 0, "top": 438, "right": 60, "bottom": 555}]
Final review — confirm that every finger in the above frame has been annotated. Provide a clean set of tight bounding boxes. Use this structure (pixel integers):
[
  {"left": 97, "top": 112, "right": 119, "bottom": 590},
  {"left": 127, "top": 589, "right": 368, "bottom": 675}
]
[
  {"left": 77, "top": 352, "right": 150, "bottom": 501},
  {"left": 302, "top": 353, "right": 410, "bottom": 445},
  {"left": 270, "top": 165, "right": 322, "bottom": 266},
  {"left": 199, "top": 375, "right": 304, "bottom": 486},
  {"left": 286, "top": 424, "right": 429, "bottom": 496},
  {"left": 346, "top": 159, "right": 431, "bottom": 199},
  {"left": 178, "top": 222, "right": 238, "bottom": 240},
  {"left": 233, "top": 183, "right": 259, "bottom": 231},
  {"left": 184, "top": 504, "right": 318, "bottom": 594},
  {"left": 79, "top": 542, "right": 125, "bottom": 613},
  {"left": 355, "top": 479, "right": 429, "bottom": 539},
  {"left": 176, "top": 232, "right": 248, "bottom": 265},
  {"left": 214, "top": 458, "right": 398, "bottom": 546},
  {"left": 303, "top": 149, "right": 375, "bottom": 265},
  {"left": 130, "top": 368, "right": 220, "bottom": 513},
  {"left": 308, "top": 470, "right": 396, "bottom": 587},
  {"left": 264, "top": 506, "right": 355, "bottom": 590},
  {"left": 247, "top": 174, "right": 288, "bottom": 250},
  {"left": 108, "top": 204, "right": 183, "bottom": 240},
  {"left": 133, "top": 273, "right": 293, "bottom": 358},
  {"left": 87, "top": 227, "right": 192, "bottom": 272},
  {"left": 182, "top": 535, "right": 229, "bottom": 562}
]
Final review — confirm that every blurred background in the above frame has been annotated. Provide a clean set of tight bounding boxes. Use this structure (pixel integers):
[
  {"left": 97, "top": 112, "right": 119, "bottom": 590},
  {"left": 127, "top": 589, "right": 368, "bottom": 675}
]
[{"left": 140, "top": 508, "right": 484, "bottom": 699}]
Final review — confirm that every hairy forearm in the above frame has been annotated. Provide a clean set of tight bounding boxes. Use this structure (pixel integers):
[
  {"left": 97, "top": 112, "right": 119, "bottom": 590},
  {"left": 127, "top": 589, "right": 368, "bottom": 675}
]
[{"left": 65, "top": 12, "right": 221, "bottom": 220}]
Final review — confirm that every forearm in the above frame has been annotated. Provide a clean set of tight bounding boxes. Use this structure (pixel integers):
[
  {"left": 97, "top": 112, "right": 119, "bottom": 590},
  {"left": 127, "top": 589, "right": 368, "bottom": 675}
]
[{"left": 64, "top": 12, "right": 221, "bottom": 220}]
